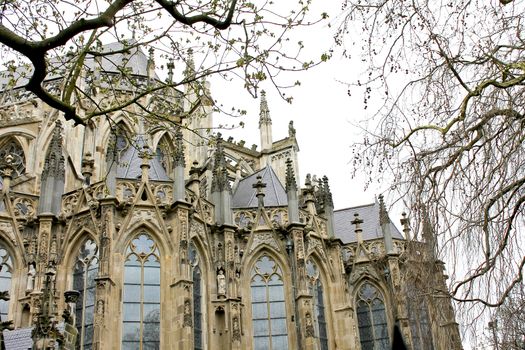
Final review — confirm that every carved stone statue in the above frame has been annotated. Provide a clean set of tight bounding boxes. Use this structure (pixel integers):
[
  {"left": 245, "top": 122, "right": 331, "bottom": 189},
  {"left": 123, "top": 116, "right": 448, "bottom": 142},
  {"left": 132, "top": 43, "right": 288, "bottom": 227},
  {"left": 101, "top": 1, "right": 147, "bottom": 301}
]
[
  {"left": 26, "top": 263, "right": 36, "bottom": 293},
  {"left": 288, "top": 120, "right": 296, "bottom": 137},
  {"left": 217, "top": 268, "right": 226, "bottom": 296}
]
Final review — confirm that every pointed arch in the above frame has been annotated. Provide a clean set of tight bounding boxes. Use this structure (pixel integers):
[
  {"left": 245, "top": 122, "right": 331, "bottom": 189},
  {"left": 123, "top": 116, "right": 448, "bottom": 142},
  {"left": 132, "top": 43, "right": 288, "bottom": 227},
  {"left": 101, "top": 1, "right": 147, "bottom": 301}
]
[
  {"left": 354, "top": 280, "right": 390, "bottom": 350},
  {"left": 0, "top": 137, "right": 26, "bottom": 177},
  {"left": 121, "top": 232, "right": 161, "bottom": 349},
  {"left": 115, "top": 222, "right": 171, "bottom": 258}
]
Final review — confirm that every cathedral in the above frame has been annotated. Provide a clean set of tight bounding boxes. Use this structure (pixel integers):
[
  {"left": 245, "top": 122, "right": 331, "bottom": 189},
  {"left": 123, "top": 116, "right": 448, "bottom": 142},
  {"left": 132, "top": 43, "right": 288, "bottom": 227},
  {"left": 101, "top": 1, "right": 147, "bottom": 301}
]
[{"left": 0, "top": 42, "right": 463, "bottom": 349}]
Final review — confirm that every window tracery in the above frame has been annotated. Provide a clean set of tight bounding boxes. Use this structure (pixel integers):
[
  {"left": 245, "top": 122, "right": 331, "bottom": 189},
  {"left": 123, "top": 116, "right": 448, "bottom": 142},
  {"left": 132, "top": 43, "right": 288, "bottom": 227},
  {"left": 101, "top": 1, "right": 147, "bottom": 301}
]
[
  {"left": 356, "top": 282, "right": 390, "bottom": 350},
  {"left": 408, "top": 286, "right": 434, "bottom": 350},
  {"left": 251, "top": 254, "right": 288, "bottom": 350},
  {"left": 73, "top": 239, "right": 99, "bottom": 350},
  {"left": 306, "top": 259, "right": 329, "bottom": 350},
  {"left": 122, "top": 233, "right": 161, "bottom": 350},
  {"left": 0, "top": 245, "right": 13, "bottom": 322},
  {"left": 0, "top": 140, "right": 26, "bottom": 176}
]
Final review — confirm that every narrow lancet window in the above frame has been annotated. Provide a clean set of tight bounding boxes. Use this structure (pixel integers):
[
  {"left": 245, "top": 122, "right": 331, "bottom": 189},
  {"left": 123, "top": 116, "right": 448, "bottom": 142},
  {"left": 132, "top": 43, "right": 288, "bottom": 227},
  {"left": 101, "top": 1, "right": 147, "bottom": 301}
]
[
  {"left": 251, "top": 254, "right": 288, "bottom": 350},
  {"left": 306, "top": 259, "right": 329, "bottom": 350},
  {"left": 122, "top": 233, "right": 161, "bottom": 350},
  {"left": 356, "top": 282, "right": 390, "bottom": 350},
  {"left": 73, "top": 239, "right": 99, "bottom": 350}
]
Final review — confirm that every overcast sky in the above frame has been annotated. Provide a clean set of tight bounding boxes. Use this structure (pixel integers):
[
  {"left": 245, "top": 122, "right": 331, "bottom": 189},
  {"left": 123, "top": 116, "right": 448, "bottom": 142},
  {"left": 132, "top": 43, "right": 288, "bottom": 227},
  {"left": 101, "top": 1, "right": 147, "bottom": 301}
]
[{"left": 212, "top": 2, "right": 389, "bottom": 213}]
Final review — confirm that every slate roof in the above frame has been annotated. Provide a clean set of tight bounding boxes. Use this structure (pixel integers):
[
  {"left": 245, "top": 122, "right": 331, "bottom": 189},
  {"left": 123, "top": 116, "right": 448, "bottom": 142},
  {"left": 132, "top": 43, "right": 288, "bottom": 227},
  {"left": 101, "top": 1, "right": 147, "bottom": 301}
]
[
  {"left": 117, "top": 136, "right": 170, "bottom": 181},
  {"left": 0, "top": 41, "right": 154, "bottom": 91},
  {"left": 3, "top": 327, "right": 33, "bottom": 350},
  {"left": 232, "top": 166, "right": 287, "bottom": 208},
  {"left": 334, "top": 202, "right": 404, "bottom": 244}
]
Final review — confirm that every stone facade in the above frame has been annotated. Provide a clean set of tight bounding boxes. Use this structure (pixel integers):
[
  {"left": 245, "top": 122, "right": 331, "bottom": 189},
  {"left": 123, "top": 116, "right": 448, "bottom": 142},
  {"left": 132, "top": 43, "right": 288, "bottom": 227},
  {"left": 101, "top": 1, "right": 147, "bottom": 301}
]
[{"left": 0, "top": 43, "right": 463, "bottom": 349}]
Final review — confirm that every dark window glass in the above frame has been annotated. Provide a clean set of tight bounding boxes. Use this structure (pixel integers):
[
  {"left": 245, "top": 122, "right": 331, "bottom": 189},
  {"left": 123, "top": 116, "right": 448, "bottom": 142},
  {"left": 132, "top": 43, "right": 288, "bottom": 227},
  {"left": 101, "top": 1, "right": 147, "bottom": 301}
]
[
  {"left": 73, "top": 239, "right": 99, "bottom": 350},
  {"left": 356, "top": 282, "right": 390, "bottom": 350},
  {"left": 122, "top": 234, "right": 160, "bottom": 350},
  {"left": 408, "top": 286, "right": 434, "bottom": 350},
  {"left": 251, "top": 255, "right": 288, "bottom": 350}
]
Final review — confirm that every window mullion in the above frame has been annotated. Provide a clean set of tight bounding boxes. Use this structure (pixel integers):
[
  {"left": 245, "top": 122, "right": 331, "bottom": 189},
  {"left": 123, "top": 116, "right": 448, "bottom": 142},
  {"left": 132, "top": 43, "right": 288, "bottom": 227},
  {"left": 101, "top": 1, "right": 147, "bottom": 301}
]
[
  {"left": 80, "top": 263, "right": 88, "bottom": 350},
  {"left": 140, "top": 255, "right": 145, "bottom": 350}
]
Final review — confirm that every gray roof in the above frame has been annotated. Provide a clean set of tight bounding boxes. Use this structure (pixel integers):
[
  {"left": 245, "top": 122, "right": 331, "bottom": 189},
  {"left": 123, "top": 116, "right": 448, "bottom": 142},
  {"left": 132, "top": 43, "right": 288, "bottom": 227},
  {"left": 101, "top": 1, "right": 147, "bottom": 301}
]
[
  {"left": 334, "top": 202, "right": 404, "bottom": 244},
  {"left": 232, "top": 166, "right": 287, "bottom": 208},
  {"left": 117, "top": 136, "right": 170, "bottom": 181},
  {"left": 3, "top": 327, "right": 33, "bottom": 350},
  {"left": 0, "top": 41, "right": 154, "bottom": 91}
]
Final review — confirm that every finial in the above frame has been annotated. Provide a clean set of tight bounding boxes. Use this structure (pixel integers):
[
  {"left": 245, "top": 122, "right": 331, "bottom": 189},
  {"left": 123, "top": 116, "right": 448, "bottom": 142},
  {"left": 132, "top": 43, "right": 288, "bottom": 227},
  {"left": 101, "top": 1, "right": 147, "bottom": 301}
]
[
  {"left": 252, "top": 175, "right": 267, "bottom": 208},
  {"left": 167, "top": 58, "right": 174, "bottom": 83},
  {"left": 351, "top": 212, "right": 364, "bottom": 243},
  {"left": 81, "top": 152, "right": 94, "bottom": 186},
  {"left": 259, "top": 90, "right": 271, "bottom": 125},
  {"left": 378, "top": 194, "right": 389, "bottom": 226},
  {"left": 211, "top": 134, "right": 231, "bottom": 193},
  {"left": 173, "top": 127, "right": 185, "bottom": 167},
  {"left": 184, "top": 48, "right": 195, "bottom": 80},
  {"left": 285, "top": 158, "right": 297, "bottom": 192},
  {"left": 400, "top": 212, "right": 411, "bottom": 240},
  {"left": 323, "top": 176, "right": 333, "bottom": 208}
]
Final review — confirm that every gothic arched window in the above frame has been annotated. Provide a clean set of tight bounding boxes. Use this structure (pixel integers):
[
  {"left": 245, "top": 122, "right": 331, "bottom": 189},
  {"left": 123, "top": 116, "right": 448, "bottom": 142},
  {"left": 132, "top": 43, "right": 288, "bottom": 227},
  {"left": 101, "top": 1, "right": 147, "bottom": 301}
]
[
  {"left": 73, "top": 239, "right": 99, "bottom": 350},
  {"left": 122, "top": 234, "right": 161, "bottom": 350},
  {"left": 251, "top": 254, "right": 288, "bottom": 350},
  {"left": 189, "top": 242, "right": 203, "bottom": 350},
  {"left": 408, "top": 286, "right": 434, "bottom": 350},
  {"left": 306, "top": 259, "right": 329, "bottom": 350},
  {"left": 0, "top": 245, "right": 13, "bottom": 322},
  {"left": 356, "top": 282, "right": 390, "bottom": 350},
  {"left": 0, "top": 139, "right": 26, "bottom": 176}
]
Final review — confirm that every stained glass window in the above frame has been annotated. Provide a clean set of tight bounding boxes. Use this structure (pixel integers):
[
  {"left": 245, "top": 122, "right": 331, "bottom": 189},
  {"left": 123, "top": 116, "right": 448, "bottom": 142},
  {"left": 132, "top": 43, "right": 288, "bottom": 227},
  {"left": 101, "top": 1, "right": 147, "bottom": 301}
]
[
  {"left": 0, "top": 245, "right": 13, "bottom": 321},
  {"left": 251, "top": 255, "right": 288, "bottom": 350},
  {"left": 408, "top": 286, "right": 434, "bottom": 350},
  {"left": 73, "top": 239, "right": 99, "bottom": 350},
  {"left": 356, "top": 282, "right": 390, "bottom": 350},
  {"left": 190, "top": 243, "right": 203, "bottom": 350},
  {"left": 122, "top": 234, "right": 161, "bottom": 350},
  {"left": 306, "top": 260, "right": 329, "bottom": 350}
]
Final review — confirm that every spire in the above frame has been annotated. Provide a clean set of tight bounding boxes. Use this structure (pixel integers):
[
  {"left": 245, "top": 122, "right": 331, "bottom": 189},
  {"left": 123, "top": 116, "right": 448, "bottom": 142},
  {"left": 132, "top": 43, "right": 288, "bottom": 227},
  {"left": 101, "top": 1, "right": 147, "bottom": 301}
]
[
  {"left": 285, "top": 159, "right": 300, "bottom": 224},
  {"left": 211, "top": 134, "right": 231, "bottom": 193},
  {"left": 173, "top": 127, "right": 186, "bottom": 202},
  {"left": 259, "top": 91, "right": 273, "bottom": 151},
  {"left": 322, "top": 176, "right": 334, "bottom": 208},
  {"left": 379, "top": 194, "right": 394, "bottom": 254},
  {"left": 38, "top": 121, "right": 65, "bottom": 215}
]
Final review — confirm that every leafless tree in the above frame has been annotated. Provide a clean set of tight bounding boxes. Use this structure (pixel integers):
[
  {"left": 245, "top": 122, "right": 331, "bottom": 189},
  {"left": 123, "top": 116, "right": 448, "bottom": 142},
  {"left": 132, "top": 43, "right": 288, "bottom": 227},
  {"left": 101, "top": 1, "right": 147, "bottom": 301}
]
[
  {"left": 0, "top": 0, "right": 328, "bottom": 126},
  {"left": 337, "top": 0, "right": 525, "bottom": 328}
]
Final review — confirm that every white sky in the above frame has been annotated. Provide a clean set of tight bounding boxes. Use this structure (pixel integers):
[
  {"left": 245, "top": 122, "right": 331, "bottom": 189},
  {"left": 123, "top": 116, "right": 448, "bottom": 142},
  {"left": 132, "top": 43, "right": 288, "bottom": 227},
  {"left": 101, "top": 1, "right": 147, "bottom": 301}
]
[{"left": 211, "top": 2, "right": 389, "bottom": 213}]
